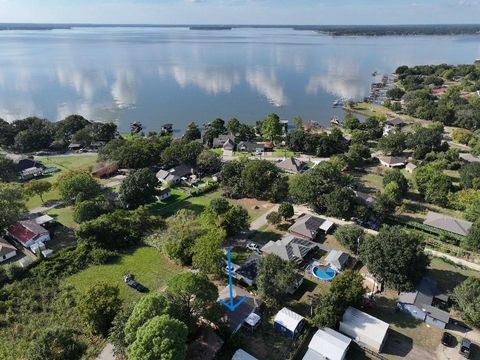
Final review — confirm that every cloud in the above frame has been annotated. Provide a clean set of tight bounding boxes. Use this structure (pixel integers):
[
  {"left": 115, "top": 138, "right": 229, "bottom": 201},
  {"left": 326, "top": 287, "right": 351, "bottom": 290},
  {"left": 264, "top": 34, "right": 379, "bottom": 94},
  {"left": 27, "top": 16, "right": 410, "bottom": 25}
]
[{"left": 246, "top": 68, "right": 287, "bottom": 107}]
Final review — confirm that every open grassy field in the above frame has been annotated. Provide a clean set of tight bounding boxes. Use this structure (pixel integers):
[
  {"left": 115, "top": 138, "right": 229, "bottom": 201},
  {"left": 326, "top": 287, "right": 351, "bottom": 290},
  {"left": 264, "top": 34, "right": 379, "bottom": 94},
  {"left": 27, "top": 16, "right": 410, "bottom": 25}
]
[
  {"left": 230, "top": 198, "right": 275, "bottom": 221},
  {"left": 48, "top": 206, "right": 77, "bottom": 229},
  {"left": 63, "top": 246, "right": 183, "bottom": 304}
]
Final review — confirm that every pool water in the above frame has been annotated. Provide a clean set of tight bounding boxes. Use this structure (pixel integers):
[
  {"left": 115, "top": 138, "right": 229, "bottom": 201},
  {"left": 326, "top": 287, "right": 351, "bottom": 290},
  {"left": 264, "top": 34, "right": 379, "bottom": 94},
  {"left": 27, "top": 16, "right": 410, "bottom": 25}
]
[{"left": 312, "top": 266, "right": 336, "bottom": 281}]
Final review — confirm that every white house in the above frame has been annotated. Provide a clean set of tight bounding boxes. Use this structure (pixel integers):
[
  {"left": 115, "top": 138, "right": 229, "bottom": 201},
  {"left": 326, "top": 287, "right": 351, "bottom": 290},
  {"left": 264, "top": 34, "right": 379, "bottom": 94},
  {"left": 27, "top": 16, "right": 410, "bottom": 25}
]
[
  {"left": 7, "top": 220, "right": 51, "bottom": 249},
  {"left": 0, "top": 238, "right": 17, "bottom": 263},
  {"left": 303, "top": 328, "right": 351, "bottom": 360},
  {"left": 339, "top": 307, "right": 389, "bottom": 353}
]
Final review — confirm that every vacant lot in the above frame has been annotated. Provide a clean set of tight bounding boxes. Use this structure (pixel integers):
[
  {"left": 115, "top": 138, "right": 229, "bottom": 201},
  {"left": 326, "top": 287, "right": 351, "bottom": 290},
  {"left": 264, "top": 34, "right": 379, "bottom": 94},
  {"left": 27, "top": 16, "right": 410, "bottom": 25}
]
[{"left": 63, "top": 246, "right": 183, "bottom": 304}]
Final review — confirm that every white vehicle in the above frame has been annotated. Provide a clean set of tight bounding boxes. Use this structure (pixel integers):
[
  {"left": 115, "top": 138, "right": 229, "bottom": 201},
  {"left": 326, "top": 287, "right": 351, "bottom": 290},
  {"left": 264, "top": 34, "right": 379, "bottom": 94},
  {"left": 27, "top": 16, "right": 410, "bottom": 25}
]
[{"left": 246, "top": 243, "right": 260, "bottom": 251}]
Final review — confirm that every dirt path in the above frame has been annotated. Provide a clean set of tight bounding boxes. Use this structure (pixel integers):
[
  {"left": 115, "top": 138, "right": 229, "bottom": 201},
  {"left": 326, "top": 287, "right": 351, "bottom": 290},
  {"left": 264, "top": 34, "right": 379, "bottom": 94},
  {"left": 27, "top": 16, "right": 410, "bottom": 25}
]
[{"left": 425, "top": 249, "right": 480, "bottom": 272}]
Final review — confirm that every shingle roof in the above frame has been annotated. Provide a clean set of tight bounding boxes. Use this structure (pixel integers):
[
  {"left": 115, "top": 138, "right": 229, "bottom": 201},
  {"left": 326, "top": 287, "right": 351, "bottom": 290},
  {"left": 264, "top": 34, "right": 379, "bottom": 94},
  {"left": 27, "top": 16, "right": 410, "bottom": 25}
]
[
  {"left": 276, "top": 157, "right": 305, "bottom": 173},
  {"left": 377, "top": 156, "right": 408, "bottom": 166},
  {"left": 385, "top": 118, "right": 405, "bottom": 127},
  {"left": 459, "top": 153, "right": 480, "bottom": 163},
  {"left": 0, "top": 238, "right": 17, "bottom": 257},
  {"left": 423, "top": 211, "right": 472, "bottom": 236},
  {"left": 325, "top": 250, "right": 350, "bottom": 269},
  {"left": 261, "top": 235, "right": 318, "bottom": 262},
  {"left": 7, "top": 220, "right": 48, "bottom": 245},
  {"left": 288, "top": 215, "right": 325, "bottom": 239}
]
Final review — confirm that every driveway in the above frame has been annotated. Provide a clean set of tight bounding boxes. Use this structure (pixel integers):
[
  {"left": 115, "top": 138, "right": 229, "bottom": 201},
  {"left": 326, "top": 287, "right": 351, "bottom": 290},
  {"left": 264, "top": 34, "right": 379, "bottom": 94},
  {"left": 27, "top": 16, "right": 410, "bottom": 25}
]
[
  {"left": 382, "top": 331, "right": 436, "bottom": 360},
  {"left": 96, "top": 343, "right": 115, "bottom": 360}
]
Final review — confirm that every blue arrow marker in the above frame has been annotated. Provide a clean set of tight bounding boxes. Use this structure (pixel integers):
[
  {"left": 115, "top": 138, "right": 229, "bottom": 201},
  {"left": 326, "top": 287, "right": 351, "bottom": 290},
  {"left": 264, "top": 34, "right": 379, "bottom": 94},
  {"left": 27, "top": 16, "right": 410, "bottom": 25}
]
[{"left": 220, "top": 247, "right": 247, "bottom": 311}]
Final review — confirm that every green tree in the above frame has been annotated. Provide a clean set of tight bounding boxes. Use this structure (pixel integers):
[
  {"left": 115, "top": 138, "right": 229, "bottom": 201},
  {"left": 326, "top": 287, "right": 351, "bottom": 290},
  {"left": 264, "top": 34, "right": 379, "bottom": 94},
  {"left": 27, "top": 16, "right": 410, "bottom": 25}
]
[
  {"left": 219, "top": 160, "right": 245, "bottom": 198},
  {"left": 261, "top": 113, "right": 282, "bottom": 142},
  {"left": 334, "top": 225, "right": 364, "bottom": 253},
  {"left": 165, "top": 272, "right": 219, "bottom": 331},
  {"left": 209, "top": 198, "right": 231, "bottom": 215},
  {"left": 383, "top": 181, "right": 402, "bottom": 205},
  {"left": 162, "top": 209, "right": 204, "bottom": 265},
  {"left": 0, "top": 183, "right": 26, "bottom": 232},
  {"left": 278, "top": 202, "right": 294, "bottom": 219},
  {"left": 192, "top": 227, "right": 226, "bottom": 275},
  {"left": 222, "top": 205, "right": 250, "bottom": 237},
  {"left": 73, "top": 197, "right": 109, "bottom": 223},
  {"left": 266, "top": 211, "right": 282, "bottom": 225},
  {"left": 161, "top": 140, "right": 204, "bottom": 167},
  {"left": 226, "top": 118, "right": 241, "bottom": 135},
  {"left": 24, "top": 180, "right": 52, "bottom": 203},
  {"left": 343, "top": 113, "right": 360, "bottom": 131},
  {"left": 196, "top": 150, "right": 222, "bottom": 175},
  {"left": 119, "top": 168, "right": 158, "bottom": 209},
  {"left": 183, "top": 122, "right": 201, "bottom": 142},
  {"left": 459, "top": 162, "right": 480, "bottom": 189},
  {"left": 57, "top": 170, "right": 102, "bottom": 203},
  {"left": 127, "top": 315, "right": 188, "bottom": 360},
  {"left": 77, "top": 283, "right": 121, "bottom": 336},
  {"left": 377, "top": 131, "right": 407, "bottom": 156},
  {"left": 345, "top": 143, "right": 371, "bottom": 168},
  {"left": 452, "top": 277, "right": 480, "bottom": 328},
  {"left": 256, "top": 254, "right": 297, "bottom": 305},
  {"left": 0, "top": 156, "right": 17, "bottom": 182},
  {"left": 383, "top": 169, "right": 409, "bottom": 196},
  {"left": 72, "top": 127, "right": 93, "bottom": 147},
  {"left": 26, "top": 327, "right": 84, "bottom": 360},
  {"left": 241, "top": 160, "right": 288, "bottom": 202},
  {"left": 361, "top": 226, "right": 429, "bottom": 291},
  {"left": 109, "top": 306, "right": 133, "bottom": 359},
  {"left": 124, "top": 293, "right": 171, "bottom": 344},
  {"left": 413, "top": 163, "right": 452, "bottom": 206},
  {"left": 464, "top": 221, "right": 480, "bottom": 250},
  {"left": 293, "top": 115, "right": 303, "bottom": 130},
  {"left": 322, "top": 187, "right": 355, "bottom": 219},
  {"left": 386, "top": 87, "right": 405, "bottom": 100}
]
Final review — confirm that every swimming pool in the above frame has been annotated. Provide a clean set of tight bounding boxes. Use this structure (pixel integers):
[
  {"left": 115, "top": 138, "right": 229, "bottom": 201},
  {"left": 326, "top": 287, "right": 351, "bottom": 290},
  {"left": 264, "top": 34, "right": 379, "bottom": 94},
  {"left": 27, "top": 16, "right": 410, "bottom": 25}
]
[{"left": 312, "top": 265, "right": 336, "bottom": 281}]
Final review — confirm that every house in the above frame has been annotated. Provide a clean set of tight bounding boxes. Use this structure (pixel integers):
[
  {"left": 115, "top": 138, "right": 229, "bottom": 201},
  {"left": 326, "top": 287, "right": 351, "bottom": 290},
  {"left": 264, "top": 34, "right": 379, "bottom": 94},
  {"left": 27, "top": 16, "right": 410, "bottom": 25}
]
[
  {"left": 383, "top": 118, "right": 405, "bottom": 135},
  {"left": 432, "top": 88, "right": 448, "bottom": 96},
  {"left": 339, "top": 307, "right": 389, "bottom": 353},
  {"left": 302, "top": 328, "right": 351, "bottom": 360},
  {"left": 234, "top": 256, "right": 260, "bottom": 286},
  {"left": 0, "top": 238, "right": 17, "bottom": 263},
  {"left": 90, "top": 141, "right": 106, "bottom": 151},
  {"left": 34, "top": 215, "right": 55, "bottom": 228},
  {"left": 156, "top": 188, "right": 171, "bottom": 201},
  {"left": 325, "top": 250, "right": 350, "bottom": 272},
  {"left": 212, "top": 134, "right": 235, "bottom": 148},
  {"left": 276, "top": 157, "right": 306, "bottom": 174},
  {"left": 20, "top": 166, "right": 44, "bottom": 180},
  {"left": 218, "top": 285, "right": 261, "bottom": 333},
  {"left": 223, "top": 138, "right": 235, "bottom": 152},
  {"left": 7, "top": 220, "right": 51, "bottom": 249},
  {"left": 288, "top": 214, "right": 334, "bottom": 241},
  {"left": 273, "top": 307, "right": 305, "bottom": 339},
  {"left": 232, "top": 349, "right": 258, "bottom": 360},
  {"left": 405, "top": 162, "right": 418, "bottom": 173},
  {"left": 377, "top": 155, "right": 408, "bottom": 168},
  {"left": 68, "top": 143, "right": 83, "bottom": 151},
  {"left": 459, "top": 153, "right": 480, "bottom": 163},
  {"left": 91, "top": 163, "right": 119, "bottom": 179},
  {"left": 397, "top": 277, "right": 450, "bottom": 329},
  {"left": 264, "top": 141, "right": 274, "bottom": 152},
  {"left": 237, "top": 141, "right": 264, "bottom": 154},
  {"left": 261, "top": 235, "right": 318, "bottom": 263},
  {"left": 423, "top": 211, "right": 472, "bottom": 237},
  {"left": 156, "top": 164, "right": 197, "bottom": 185}
]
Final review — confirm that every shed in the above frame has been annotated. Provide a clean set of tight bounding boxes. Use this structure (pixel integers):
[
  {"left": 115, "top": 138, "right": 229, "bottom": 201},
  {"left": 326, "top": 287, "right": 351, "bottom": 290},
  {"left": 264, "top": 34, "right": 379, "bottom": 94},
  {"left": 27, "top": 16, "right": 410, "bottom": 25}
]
[
  {"left": 232, "top": 349, "right": 258, "bottom": 360},
  {"left": 243, "top": 313, "right": 261, "bottom": 331},
  {"left": 339, "top": 307, "right": 389, "bottom": 353},
  {"left": 273, "top": 307, "right": 305, "bottom": 339},
  {"left": 34, "top": 215, "right": 54, "bottom": 226},
  {"left": 91, "top": 163, "right": 119, "bottom": 179},
  {"left": 156, "top": 188, "right": 172, "bottom": 201},
  {"left": 302, "top": 328, "right": 351, "bottom": 360},
  {"left": 325, "top": 250, "right": 350, "bottom": 272},
  {"left": 405, "top": 163, "right": 417, "bottom": 173}
]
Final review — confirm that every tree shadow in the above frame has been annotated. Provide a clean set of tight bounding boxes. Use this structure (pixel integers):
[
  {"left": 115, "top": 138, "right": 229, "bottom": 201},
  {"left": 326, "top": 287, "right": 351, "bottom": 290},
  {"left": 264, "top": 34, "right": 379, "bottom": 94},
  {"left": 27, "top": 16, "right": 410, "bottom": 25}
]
[
  {"left": 368, "top": 296, "right": 423, "bottom": 330},
  {"left": 426, "top": 268, "right": 467, "bottom": 293},
  {"left": 382, "top": 329, "right": 414, "bottom": 358}
]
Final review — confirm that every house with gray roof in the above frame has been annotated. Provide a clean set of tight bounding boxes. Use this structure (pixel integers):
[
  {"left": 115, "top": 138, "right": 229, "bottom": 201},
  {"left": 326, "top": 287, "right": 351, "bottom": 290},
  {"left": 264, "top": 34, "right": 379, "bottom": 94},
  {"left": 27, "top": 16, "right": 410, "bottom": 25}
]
[
  {"left": 377, "top": 155, "right": 408, "bottom": 168},
  {"left": 325, "top": 250, "right": 350, "bottom": 272},
  {"left": 423, "top": 211, "right": 472, "bottom": 237},
  {"left": 223, "top": 138, "right": 235, "bottom": 151},
  {"left": 156, "top": 163, "right": 196, "bottom": 185},
  {"left": 459, "top": 153, "right": 480, "bottom": 163},
  {"left": 261, "top": 235, "right": 318, "bottom": 264},
  {"left": 397, "top": 277, "right": 450, "bottom": 329},
  {"left": 288, "top": 214, "right": 334, "bottom": 241},
  {"left": 275, "top": 157, "right": 306, "bottom": 174},
  {"left": 237, "top": 141, "right": 264, "bottom": 154},
  {"left": 212, "top": 134, "right": 235, "bottom": 148}
]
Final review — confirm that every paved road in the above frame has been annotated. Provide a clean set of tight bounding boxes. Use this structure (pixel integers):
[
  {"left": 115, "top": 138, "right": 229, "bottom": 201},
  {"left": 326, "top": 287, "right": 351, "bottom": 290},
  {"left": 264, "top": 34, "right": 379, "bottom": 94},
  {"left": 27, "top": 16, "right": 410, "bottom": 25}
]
[
  {"left": 425, "top": 249, "right": 480, "bottom": 272},
  {"left": 222, "top": 154, "right": 330, "bottom": 164}
]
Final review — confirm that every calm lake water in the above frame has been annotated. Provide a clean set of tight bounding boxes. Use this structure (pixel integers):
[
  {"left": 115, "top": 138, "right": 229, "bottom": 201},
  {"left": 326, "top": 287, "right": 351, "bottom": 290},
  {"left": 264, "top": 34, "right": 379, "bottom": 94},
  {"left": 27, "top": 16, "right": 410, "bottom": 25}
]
[{"left": 1, "top": 27, "right": 480, "bottom": 132}]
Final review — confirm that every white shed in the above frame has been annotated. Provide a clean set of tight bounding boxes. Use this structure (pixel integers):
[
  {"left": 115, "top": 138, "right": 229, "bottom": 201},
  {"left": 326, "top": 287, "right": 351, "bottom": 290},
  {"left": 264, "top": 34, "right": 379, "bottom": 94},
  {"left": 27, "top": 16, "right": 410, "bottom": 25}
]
[
  {"left": 339, "top": 307, "right": 389, "bottom": 353},
  {"left": 273, "top": 307, "right": 305, "bottom": 339},
  {"left": 303, "top": 328, "right": 351, "bottom": 360}
]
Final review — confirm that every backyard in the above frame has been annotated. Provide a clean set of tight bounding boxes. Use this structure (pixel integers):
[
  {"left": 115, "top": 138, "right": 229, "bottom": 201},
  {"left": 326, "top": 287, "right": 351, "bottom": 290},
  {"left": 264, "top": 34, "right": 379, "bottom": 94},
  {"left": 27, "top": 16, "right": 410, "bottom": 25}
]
[{"left": 63, "top": 246, "right": 183, "bottom": 304}]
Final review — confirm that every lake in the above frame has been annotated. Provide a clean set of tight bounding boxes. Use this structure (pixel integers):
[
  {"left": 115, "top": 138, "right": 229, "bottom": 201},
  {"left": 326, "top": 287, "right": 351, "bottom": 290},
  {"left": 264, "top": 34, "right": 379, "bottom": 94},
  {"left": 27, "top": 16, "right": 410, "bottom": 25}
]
[{"left": 0, "top": 27, "right": 479, "bottom": 132}]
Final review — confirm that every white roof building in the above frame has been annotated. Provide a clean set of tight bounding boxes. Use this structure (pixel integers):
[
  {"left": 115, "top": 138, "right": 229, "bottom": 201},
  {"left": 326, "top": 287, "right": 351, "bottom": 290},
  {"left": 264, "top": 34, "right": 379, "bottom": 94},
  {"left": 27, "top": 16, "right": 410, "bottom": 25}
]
[
  {"left": 303, "top": 328, "right": 351, "bottom": 360},
  {"left": 232, "top": 349, "right": 258, "bottom": 360},
  {"left": 339, "top": 307, "right": 389, "bottom": 353},
  {"left": 34, "top": 215, "right": 54, "bottom": 226},
  {"left": 274, "top": 307, "right": 304, "bottom": 334}
]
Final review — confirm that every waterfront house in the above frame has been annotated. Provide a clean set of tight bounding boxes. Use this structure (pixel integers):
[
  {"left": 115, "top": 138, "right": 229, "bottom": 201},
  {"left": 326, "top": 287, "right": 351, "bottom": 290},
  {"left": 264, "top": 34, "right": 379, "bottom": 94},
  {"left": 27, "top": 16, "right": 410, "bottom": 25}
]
[
  {"left": 273, "top": 308, "right": 305, "bottom": 339},
  {"left": 339, "top": 307, "right": 389, "bottom": 353},
  {"left": 0, "top": 238, "right": 17, "bottom": 263},
  {"left": 156, "top": 164, "right": 197, "bottom": 185},
  {"left": 397, "top": 277, "right": 450, "bottom": 329},
  {"left": 383, "top": 118, "right": 405, "bottom": 135},
  {"left": 302, "top": 328, "right": 351, "bottom": 360},
  {"left": 237, "top": 141, "right": 264, "bottom": 154},
  {"left": 212, "top": 134, "right": 235, "bottom": 148},
  {"left": 288, "top": 214, "right": 334, "bottom": 241},
  {"left": 261, "top": 235, "right": 318, "bottom": 263},
  {"left": 234, "top": 256, "right": 260, "bottom": 286},
  {"left": 423, "top": 211, "right": 472, "bottom": 237},
  {"left": 355, "top": 191, "right": 375, "bottom": 207},
  {"left": 377, "top": 155, "right": 408, "bottom": 168},
  {"left": 68, "top": 143, "right": 83, "bottom": 151},
  {"left": 275, "top": 157, "right": 306, "bottom": 174},
  {"left": 7, "top": 220, "right": 51, "bottom": 249}
]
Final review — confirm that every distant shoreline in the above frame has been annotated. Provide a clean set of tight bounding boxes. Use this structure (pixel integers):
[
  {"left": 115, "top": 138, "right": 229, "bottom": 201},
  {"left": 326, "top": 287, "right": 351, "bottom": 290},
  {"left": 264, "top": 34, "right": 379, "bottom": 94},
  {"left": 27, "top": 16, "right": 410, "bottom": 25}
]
[{"left": 1, "top": 23, "right": 480, "bottom": 36}]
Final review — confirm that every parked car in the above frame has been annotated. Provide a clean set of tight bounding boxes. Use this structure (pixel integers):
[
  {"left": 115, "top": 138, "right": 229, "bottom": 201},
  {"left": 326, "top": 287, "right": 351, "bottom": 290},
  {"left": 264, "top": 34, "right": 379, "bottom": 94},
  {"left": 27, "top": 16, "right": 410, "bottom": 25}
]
[
  {"left": 123, "top": 273, "right": 148, "bottom": 293},
  {"left": 246, "top": 243, "right": 260, "bottom": 252},
  {"left": 441, "top": 332, "right": 454, "bottom": 347},
  {"left": 460, "top": 338, "right": 471, "bottom": 358}
]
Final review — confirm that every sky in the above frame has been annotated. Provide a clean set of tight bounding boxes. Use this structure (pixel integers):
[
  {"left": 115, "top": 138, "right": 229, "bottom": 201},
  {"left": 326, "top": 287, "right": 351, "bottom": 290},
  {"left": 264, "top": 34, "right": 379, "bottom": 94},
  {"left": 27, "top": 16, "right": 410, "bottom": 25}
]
[{"left": 0, "top": 0, "right": 480, "bottom": 25}]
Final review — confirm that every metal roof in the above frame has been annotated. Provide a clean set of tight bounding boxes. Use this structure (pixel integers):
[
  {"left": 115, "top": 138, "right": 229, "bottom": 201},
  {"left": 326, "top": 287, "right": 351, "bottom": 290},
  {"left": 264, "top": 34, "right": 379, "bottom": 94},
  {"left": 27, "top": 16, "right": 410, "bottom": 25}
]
[
  {"left": 341, "top": 307, "right": 389, "bottom": 342},
  {"left": 274, "top": 307, "right": 304, "bottom": 332},
  {"left": 303, "top": 328, "right": 351, "bottom": 360}
]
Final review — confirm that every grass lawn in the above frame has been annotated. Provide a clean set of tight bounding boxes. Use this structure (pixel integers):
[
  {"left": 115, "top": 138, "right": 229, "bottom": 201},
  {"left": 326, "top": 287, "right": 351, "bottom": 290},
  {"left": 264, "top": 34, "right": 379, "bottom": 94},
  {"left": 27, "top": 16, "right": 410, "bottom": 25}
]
[
  {"left": 147, "top": 189, "right": 223, "bottom": 217},
  {"left": 48, "top": 206, "right": 77, "bottom": 229},
  {"left": 249, "top": 224, "right": 284, "bottom": 245},
  {"left": 427, "top": 257, "right": 480, "bottom": 293},
  {"left": 230, "top": 198, "right": 275, "bottom": 221},
  {"left": 63, "top": 246, "right": 183, "bottom": 304},
  {"left": 230, "top": 246, "right": 257, "bottom": 265}
]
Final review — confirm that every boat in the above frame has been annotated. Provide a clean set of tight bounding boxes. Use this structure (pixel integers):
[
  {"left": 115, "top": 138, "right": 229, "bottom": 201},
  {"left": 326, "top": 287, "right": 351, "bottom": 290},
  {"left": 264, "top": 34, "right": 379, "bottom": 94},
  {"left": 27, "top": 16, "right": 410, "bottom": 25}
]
[
  {"left": 130, "top": 122, "right": 143, "bottom": 135},
  {"left": 372, "top": 71, "right": 378, "bottom": 76},
  {"left": 330, "top": 117, "right": 343, "bottom": 126},
  {"left": 332, "top": 98, "right": 346, "bottom": 107},
  {"left": 161, "top": 124, "right": 173, "bottom": 134}
]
